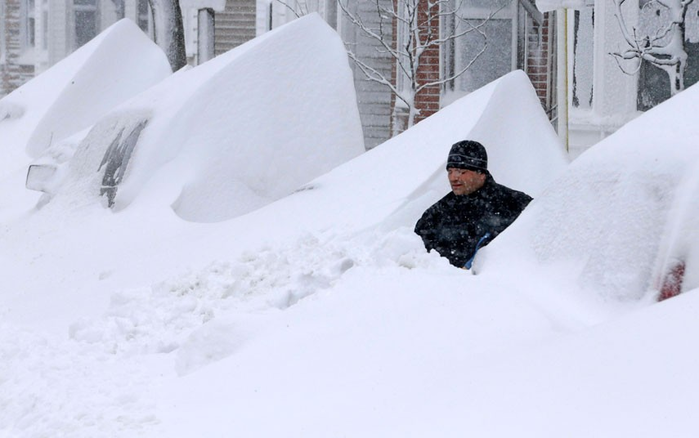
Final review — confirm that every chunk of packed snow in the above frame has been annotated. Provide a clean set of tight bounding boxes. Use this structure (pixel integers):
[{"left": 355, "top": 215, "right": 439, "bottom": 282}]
[{"left": 53, "top": 13, "right": 364, "bottom": 222}]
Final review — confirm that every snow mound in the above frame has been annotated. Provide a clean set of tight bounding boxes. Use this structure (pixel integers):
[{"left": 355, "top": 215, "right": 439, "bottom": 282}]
[
  {"left": 0, "top": 65, "right": 604, "bottom": 437},
  {"left": 67, "top": 228, "right": 443, "bottom": 374},
  {"left": 256, "top": 69, "right": 567, "bottom": 236},
  {"left": 0, "top": 19, "right": 170, "bottom": 160},
  {"left": 0, "top": 323, "right": 159, "bottom": 436},
  {"left": 482, "top": 80, "right": 699, "bottom": 302},
  {"left": 52, "top": 13, "right": 364, "bottom": 222}
]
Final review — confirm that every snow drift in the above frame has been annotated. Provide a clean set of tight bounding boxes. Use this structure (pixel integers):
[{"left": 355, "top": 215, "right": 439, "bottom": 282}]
[
  {"left": 48, "top": 13, "right": 364, "bottom": 222},
  {"left": 11, "top": 44, "right": 699, "bottom": 436},
  {"left": 300, "top": 68, "right": 568, "bottom": 233},
  {"left": 0, "top": 69, "right": 566, "bottom": 334},
  {"left": 481, "top": 79, "right": 699, "bottom": 304}
]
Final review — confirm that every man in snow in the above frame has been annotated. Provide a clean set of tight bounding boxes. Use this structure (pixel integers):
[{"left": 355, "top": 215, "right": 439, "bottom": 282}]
[{"left": 414, "top": 140, "right": 532, "bottom": 269}]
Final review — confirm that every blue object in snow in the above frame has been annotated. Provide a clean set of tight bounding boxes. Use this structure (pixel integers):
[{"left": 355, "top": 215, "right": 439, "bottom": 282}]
[{"left": 464, "top": 232, "right": 491, "bottom": 270}]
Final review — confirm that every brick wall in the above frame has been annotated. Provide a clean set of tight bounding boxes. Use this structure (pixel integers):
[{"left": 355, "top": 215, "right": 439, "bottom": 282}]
[
  {"left": 524, "top": 12, "right": 555, "bottom": 118},
  {"left": 390, "top": 0, "right": 440, "bottom": 131},
  {"left": 412, "top": 0, "right": 440, "bottom": 125}
]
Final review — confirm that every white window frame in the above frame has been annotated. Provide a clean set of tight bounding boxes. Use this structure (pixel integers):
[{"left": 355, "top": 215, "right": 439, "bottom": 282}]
[
  {"left": 20, "top": 0, "right": 36, "bottom": 52},
  {"left": 443, "top": 0, "right": 518, "bottom": 98},
  {"left": 0, "top": 0, "right": 6, "bottom": 65},
  {"left": 569, "top": 5, "right": 595, "bottom": 112}
]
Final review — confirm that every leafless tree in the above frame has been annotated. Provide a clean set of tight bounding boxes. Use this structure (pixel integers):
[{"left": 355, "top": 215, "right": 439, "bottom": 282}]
[
  {"left": 276, "top": 0, "right": 312, "bottom": 17},
  {"left": 338, "top": 0, "right": 504, "bottom": 128},
  {"left": 611, "top": 0, "right": 694, "bottom": 95},
  {"left": 148, "top": 0, "right": 188, "bottom": 71}
]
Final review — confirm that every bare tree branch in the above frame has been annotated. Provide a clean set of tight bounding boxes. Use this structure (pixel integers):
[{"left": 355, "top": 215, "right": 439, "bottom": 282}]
[
  {"left": 611, "top": 0, "right": 693, "bottom": 95},
  {"left": 276, "top": 0, "right": 303, "bottom": 18},
  {"left": 339, "top": 0, "right": 508, "bottom": 128}
]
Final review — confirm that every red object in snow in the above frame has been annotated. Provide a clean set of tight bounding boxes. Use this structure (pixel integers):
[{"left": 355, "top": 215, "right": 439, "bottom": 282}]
[{"left": 658, "top": 261, "right": 686, "bottom": 302}]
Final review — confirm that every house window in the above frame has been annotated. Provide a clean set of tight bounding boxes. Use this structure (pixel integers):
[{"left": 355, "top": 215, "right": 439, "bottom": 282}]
[
  {"left": 325, "top": 0, "right": 337, "bottom": 29},
  {"left": 25, "top": 0, "right": 36, "bottom": 48},
  {"left": 443, "top": 0, "right": 517, "bottom": 101},
  {"left": 572, "top": 7, "right": 594, "bottom": 110},
  {"left": 137, "top": 0, "right": 151, "bottom": 34},
  {"left": 113, "top": 0, "right": 125, "bottom": 19},
  {"left": 42, "top": 9, "right": 48, "bottom": 50},
  {"left": 636, "top": 0, "right": 699, "bottom": 110},
  {"left": 17, "top": 0, "right": 36, "bottom": 56},
  {"left": 0, "top": 1, "right": 5, "bottom": 64},
  {"left": 74, "top": 0, "right": 99, "bottom": 49}
]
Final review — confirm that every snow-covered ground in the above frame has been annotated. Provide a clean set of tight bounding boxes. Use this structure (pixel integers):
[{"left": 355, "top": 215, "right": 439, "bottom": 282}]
[{"left": 1, "top": 14, "right": 699, "bottom": 438}]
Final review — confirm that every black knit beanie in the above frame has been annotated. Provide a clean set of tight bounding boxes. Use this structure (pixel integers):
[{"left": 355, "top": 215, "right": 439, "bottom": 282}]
[{"left": 446, "top": 140, "right": 488, "bottom": 173}]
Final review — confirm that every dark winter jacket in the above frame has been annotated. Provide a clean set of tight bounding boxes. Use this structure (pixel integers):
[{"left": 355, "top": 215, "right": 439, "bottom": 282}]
[{"left": 414, "top": 175, "right": 532, "bottom": 268}]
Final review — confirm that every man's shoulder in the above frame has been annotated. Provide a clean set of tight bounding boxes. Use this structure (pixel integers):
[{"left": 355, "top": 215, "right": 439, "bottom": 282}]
[
  {"left": 493, "top": 181, "right": 532, "bottom": 202},
  {"left": 487, "top": 180, "right": 533, "bottom": 207},
  {"left": 417, "top": 192, "right": 456, "bottom": 222},
  {"left": 503, "top": 185, "right": 533, "bottom": 203},
  {"left": 425, "top": 192, "right": 458, "bottom": 211}
]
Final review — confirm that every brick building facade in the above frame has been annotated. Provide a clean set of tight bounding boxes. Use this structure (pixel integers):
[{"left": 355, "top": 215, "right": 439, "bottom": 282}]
[
  {"left": 522, "top": 12, "right": 556, "bottom": 122},
  {"left": 412, "top": 0, "right": 441, "bottom": 125},
  {"left": 394, "top": 0, "right": 555, "bottom": 134}
]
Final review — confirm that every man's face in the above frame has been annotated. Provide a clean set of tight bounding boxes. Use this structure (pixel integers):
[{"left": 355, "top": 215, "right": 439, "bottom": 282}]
[{"left": 448, "top": 167, "right": 486, "bottom": 196}]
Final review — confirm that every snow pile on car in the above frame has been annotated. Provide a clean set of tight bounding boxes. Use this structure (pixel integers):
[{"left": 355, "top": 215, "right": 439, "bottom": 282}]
[
  {"left": 0, "top": 19, "right": 170, "bottom": 222},
  {"left": 269, "top": 69, "right": 568, "bottom": 237},
  {"left": 481, "top": 80, "right": 699, "bottom": 304},
  {"left": 47, "top": 13, "right": 365, "bottom": 223}
]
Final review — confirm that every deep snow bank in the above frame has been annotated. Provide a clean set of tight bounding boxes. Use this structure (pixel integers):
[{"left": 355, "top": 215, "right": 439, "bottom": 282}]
[
  {"left": 50, "top": 13, "right": 364, "bottom": 222},
  {"left": 0, "top": 69, "right": 569, "bottom": 437},
  {"left": 255, "top": 69, "right": 568, "bottom": 236},
  {"left": 481, "top": 80, "right": 699, "bottom": 303}
]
